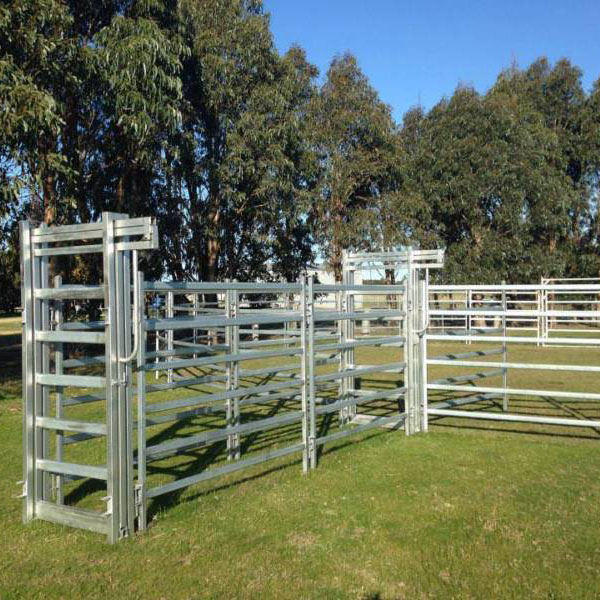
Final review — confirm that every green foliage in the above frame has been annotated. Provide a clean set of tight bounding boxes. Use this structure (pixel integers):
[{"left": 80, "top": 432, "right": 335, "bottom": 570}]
[
  {"left": 307, "top": 53, "right": 397, "bottom": 280},
  {"left": 400, "top": 59, "right": 600, "bottom": 283},
  {"left": 0, "top": 1, "right": 599, "bottom": 304}
]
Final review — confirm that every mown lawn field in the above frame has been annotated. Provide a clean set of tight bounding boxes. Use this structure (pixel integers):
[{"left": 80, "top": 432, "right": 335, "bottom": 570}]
[{"left": 1, "top": 315, "right": 600, "bottom": 599}]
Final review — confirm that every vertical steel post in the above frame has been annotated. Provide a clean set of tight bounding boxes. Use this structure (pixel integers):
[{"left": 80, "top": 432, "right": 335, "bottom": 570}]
[
  {"left": 501, "top": 282, "right": 508, "bottom": 412},
  {"left": 300, "top": 278, "right": 310, "bottom": 473},
  {"left": 419, "top": 278, "right": 428, "bottom": 433},
  {"left": 338, "top": 282, "right": 348, "bottom": 425},
  {"left": 103, "top": 212, "right": 121, "bottom": 543},
  {"left": 347, "top": 273, "right": 356, "bottom": 421},
  {"left": 121, "top": 241, "right": 135, "bottom": 535},
  {"left": 19, "top": 221, "right": 35, "bottom": 522},
  {"left": 467, "top": 288, "right": 472, "bottom": 345},
  {"left": 307, "top": 276, "right": 317, "bottom": 469},
  {"left": 225, "top": 289, "right": 240, "bottom": 460},
  {"left": 405, "top": 247, "right": 414, "bottom": 435},
  {"left": 166, "top": 291, "right": 174, "bottom": 384},
  {"left": 154, "top": 294, "right": 160, "bottom": 380},
  {"left": 54, "top": 275, "right": 64, "bottom": 504},
  {"left": 103, "top": 212, "right": 136, "bottom": 542},
  {"left": 136, "top": 270, "right": 147, "bottom": 531},
  {"left": 39, "top": 238, "right": 51, "bottom": 500},
  {"left": 193, "top": 293, "right": 199, "bottom": 359},
  {"left": 232, "top": 290, "right": 240, "bottom": 459}
]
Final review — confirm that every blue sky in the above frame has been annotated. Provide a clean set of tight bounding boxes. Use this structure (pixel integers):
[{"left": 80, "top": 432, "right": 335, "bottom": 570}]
[{"left": 263, "top": 0, "right": 600, "bottom": 122}]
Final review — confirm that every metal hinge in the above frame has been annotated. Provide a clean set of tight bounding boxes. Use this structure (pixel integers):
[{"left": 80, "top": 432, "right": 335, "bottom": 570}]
[
  {"left": 16, "top": 480, "right": 27, "bottom": 499},
  {"left": 102, "top": 495, "right": 113, "bottom": 516},
  {"left": 134, "top": 484, "right": 143, "bottom": 517}
]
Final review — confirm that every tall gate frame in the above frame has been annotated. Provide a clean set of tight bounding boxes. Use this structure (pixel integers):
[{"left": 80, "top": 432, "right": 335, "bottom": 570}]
[{"left": 19, "top": 213, "right": 158, "bottom": 543}]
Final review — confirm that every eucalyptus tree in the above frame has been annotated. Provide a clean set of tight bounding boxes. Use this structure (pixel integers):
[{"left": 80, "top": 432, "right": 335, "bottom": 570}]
[
  {"left": 165, "top": 0, "right": 318, "bottom": 282},
  {"left": 491, "top": 58, "right": 593, "bottom": 276},
  {"left": 307, "top": 53, "right": 397, "bottom": 281},
  {"left": 404, "top": 84, "right": 573, "bottom": 283}
]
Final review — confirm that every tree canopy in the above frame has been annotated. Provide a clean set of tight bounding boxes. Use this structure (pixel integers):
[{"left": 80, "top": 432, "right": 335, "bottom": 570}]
[{"left": 0, "top": 1, "right": 599, "bottom": 308}]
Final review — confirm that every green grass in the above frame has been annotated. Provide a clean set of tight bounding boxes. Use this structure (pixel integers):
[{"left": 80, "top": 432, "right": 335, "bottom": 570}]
[{"left": 1, "top": 315, "right": 600, "bottom": 598}]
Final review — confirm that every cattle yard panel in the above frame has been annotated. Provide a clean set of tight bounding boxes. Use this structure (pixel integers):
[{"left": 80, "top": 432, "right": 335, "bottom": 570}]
[
  {"left": 20, "top": 219, "right": 437, "bottom": 540},
  {"left": 22, "top": 217, "right": 600, "bottom": 543},
  {"left": 426, "top": 283, "right": 600, "bottom": 429}
]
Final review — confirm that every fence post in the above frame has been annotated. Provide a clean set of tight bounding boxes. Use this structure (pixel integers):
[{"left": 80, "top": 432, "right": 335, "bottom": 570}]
[
  {"left": 19, "top": 221, "right": 35, "bottom": 522},
  {"left": 405, "top": 247, "right": 414, "bottom": 435},
  {"left": 166, "top": 291, "right": 174, "bottom": 384},
  {"left": 136, "top": 269, "right": 147, "bottom": 531},
  {"left": 53, "top": 275, "right": 64, "bottom": 505},
  {"left": 103, "top": 212, "right": 122, "bottom": 543},
  {"left": 192, "top": 293, "right": 199, "bottom": 359},
  {"left": 419, "top": 278, "right": 428, "bottom": 433},
  {"left": 501, "top": 281, "right": 508, "bottom": 412},
  {"left": 301, "top": 278, "right": 309, "bottom": 473},
  {"left": 307, "top": 276, "right": 317, "bottom": 469},
  {"left": 226, "top": 289, "right": 240, "bottom": 460}
]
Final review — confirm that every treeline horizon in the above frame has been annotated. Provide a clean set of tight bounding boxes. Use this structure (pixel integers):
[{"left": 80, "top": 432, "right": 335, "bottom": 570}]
[{"left": 1, "top": 1, "right": 599, "bottom": 310}]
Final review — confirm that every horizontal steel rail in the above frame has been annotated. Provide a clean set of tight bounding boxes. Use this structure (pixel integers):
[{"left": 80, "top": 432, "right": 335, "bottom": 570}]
[
  {"left": 36, "top": 417, "right": 107, "bottom": 436},
  {"left": 35, "top": 502, "right": 107, "bottom": 535},
  {"left": 34, "top": 285, "right": 104, "bottom": 300},
  {"left": 316, "top": 387, "right": 407, "bottom": 416},
  {"left": 430, "top": 369, "right": 504, "bottom": 385},
  {"left": 428, "top": 348, "right": 504, "bottom": 361},
  {"left": 34, "top": 244, "right": 104, "bottom": 257},
  {"left": 430, "top": 283, "right": 600, "bottom": 291},
  {"left": 428, "top": 359, "right": 600, "bottom": 373},
  {"left": 427, "top": 409, "right": 600, "bottom": 428},
  {"left": 145, "top": 346, "right": 303, "bottom": 372},
  {"left": 317, "top": 335, "right": 405, "bottom": 352},
  {"left": 145, "top": 410, "right": 304, "bottom": 459},
  {"left": 146, "top": 313, "right": 302, "bottom": 331},
  {"left": 429, "top": 392, "right": 501, "bottom": 410},
  {"left": 146, "top": 380, "right": 303, "bottom": 414},
  {"left": 316, "top": 413, "right": 408, "bottom": 445},
  {"left": 36, "top": 330, "right": 106, "bottom": 344},
  {"left": 427, "top": 334, "right": 600, "bottom": 346},
  {"left": 37, "top": 459, "right": 108, "bottom": 480},
  {"left": 428, "top": 383, "right": 600, "bottom": 401},
  {"left": 36, "top": 374, "right": 106, "bottom": 388},
  {"left": 145, "top": 281, "right": 302, "bottom": 293},
  {"left": 314, "top": 361, "right": 405, "bottom": 384},
  {"left": 146, "top": 443, "right": 305, "bottom": 499}
]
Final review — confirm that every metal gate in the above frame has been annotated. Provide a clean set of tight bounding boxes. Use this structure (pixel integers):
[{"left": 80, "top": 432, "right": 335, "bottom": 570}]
[{"left": 19, "top": 213, "right": 157, "bottom": 542}]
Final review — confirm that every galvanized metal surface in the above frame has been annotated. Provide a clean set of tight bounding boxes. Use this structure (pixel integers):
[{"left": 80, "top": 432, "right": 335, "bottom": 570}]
[{"left": 21, "top": 216, "right": 600, "bottom": 544}]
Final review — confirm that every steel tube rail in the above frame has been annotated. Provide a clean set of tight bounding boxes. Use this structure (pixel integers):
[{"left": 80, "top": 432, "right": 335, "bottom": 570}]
[
  {"left": 145, "top": 346, "right": 303, "bottom": 372},
  {"left": 145, "top": 410, "right": 304, "bottom": 458},
  {"left": 426, "top": 334, "right": 600, "bottom": 346},
  {"left": 146, "top": 443, "right": 305, "bottom": 499},
  {"left": 146, "top": 379, "right": 302, "bottom": 414},
  {"left": 427, "top": 408, "right": 600, "bottom": 428},
  {"left": 428, "top": 359, "right": 600, "bottom": 373},
  {"left": 428, "top": 383, "right": 600, "bottom": 401},
  {"left": 315, "top": 413, "right": 407, "bottom": 446},
  {"left": 430, "top": 283, "right": 600, "bottom": 291}
]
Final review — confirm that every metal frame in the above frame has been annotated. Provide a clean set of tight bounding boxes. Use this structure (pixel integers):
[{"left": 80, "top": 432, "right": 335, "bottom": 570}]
[
  {"left": 19, "top": 214, "right": 158, "bottom": 542},
  {"left": 22, "top": 217, "right": 600, "bottom": 543},
  {"left": 20, "top": 219, "right": 430, "bottom": 540},
  {"left": 426, "top": 282, "right": 600, "bottom": 430}
]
